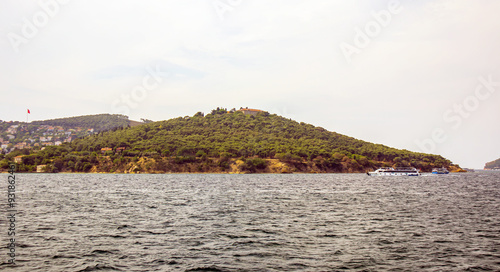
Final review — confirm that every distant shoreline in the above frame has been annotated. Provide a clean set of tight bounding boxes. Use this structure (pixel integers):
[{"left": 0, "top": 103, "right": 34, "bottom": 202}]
[{"left": 1, "top": 170, "right": 479, "bottom": 175}]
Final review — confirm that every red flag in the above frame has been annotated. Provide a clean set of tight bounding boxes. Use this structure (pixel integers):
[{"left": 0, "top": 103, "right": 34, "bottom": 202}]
[{"left": 27, "top": 109, "right": 30, "bottom": 114}]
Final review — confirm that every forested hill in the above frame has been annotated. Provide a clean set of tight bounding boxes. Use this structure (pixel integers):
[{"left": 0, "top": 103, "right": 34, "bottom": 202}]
[
  {"left": 31, "top": 114, "right": 130, "bottom": 132},
  {"left": 11, "top": 109, "right": 461, "bottom": 173},
  {"left": 485, "top": 158, "right": 500, "bottom": 169},
  {"left": 0, "top": 114, "right": 141, "bottom": 154}
]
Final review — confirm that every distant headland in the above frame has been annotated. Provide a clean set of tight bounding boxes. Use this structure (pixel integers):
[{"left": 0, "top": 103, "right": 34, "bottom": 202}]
[{"left": 484, "top": 158, "right": 500, "bottom": 170}]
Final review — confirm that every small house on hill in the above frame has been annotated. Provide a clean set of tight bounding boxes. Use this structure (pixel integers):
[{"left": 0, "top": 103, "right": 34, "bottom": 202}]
[
  {"left": 237, "top": 107, "right": 263, "bottom": 116},
  {"left": 101, "top": 147, "right": 113, "bottom": 154},
  {"left": 14, "top": 142, "right": 27, "bottom": 149},
  {"left": 14, "top": 155, "right": 24, "bottom": 163}
]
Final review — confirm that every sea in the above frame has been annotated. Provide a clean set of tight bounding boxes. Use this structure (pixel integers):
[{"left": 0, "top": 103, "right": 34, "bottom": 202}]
[{"left": 1, "top": 172, "right": 499, "bottom": 272}]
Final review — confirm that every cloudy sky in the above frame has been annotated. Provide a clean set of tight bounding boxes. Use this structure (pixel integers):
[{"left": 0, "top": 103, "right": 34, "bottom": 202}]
[{"left": 1, "top": 0, "right": 499, "bottom": 168}]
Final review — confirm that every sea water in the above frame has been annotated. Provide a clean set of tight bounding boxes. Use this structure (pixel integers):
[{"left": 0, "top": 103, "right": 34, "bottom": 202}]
[{"left": 1, "top": 172, "right": 499, "bottom": 271}]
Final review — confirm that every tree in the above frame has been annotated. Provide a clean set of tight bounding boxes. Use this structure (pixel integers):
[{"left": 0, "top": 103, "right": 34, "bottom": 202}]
[
  {"left": 210, "top": 107, "right": 227, "bottom": 115},
  {"left": 67, "top": 161, "right": 75, "bottom": 171}
]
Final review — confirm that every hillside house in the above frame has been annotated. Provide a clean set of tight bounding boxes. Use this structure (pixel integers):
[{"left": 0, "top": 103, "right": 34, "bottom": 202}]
[
  {"left": 14, "top": 156, "right": 24, "bottom": 163},
  {"left": 37, "top": 165, "right": 47, "bottom": 173},
  {"left": 14, "top": 142, "right": 27, "bottom": 149},
  {"left": 237, "top": 107, "right": 263, "bottom": 116},
  {"left": 101, "top": 147, "right": 113, "bottom": 154},
  {"left": 7, "top": 126, "right": 18, "bottom": 134}
]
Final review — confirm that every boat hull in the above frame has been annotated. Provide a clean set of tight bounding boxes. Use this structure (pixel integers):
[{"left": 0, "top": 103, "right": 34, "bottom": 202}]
[
  {"left": 368, "top": 167, "right": 421, "bottom": 176},
  {"left": 368, "top": 172, "right": 420, "bottom": 176},
  {"left": 432, "top": 168, "right": 449, "bottom": 174}
]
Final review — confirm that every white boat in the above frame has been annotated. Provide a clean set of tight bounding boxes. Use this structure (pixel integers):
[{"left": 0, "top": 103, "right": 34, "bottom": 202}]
[{"left": 367, "top": 167, "right": 420, "bottom": 176}]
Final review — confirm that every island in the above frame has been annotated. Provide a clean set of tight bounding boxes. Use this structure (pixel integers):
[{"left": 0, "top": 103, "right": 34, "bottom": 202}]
[
  {"left": 484, "top": 158, "right": 500, "bottom": 170},
  {"left": 1, "top": 108, "right": 462, "bottom": 174}
]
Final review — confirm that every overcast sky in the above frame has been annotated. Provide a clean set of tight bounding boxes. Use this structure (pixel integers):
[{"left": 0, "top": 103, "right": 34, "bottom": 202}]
[{"left": 1, "top": 0, "right": 499, "bottom": 169}]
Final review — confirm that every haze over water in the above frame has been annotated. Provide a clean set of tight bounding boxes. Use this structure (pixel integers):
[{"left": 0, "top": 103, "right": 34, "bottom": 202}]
[{"left": 1, "top": 173, "right": 500, "bottom": 271}]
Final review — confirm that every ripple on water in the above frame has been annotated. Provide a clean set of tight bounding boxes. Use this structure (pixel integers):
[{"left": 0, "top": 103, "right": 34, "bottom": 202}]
[{"left": 0, "top": 172, "right": 499, "bottom": 271}]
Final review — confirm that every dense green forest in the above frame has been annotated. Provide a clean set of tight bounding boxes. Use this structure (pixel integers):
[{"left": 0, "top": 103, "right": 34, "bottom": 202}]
[
  {"left": 31, "top": 114, "right": 130, "bottom": 132},
  {"left": 1, "top": 109, "right": 460, "bottom": 173},
  {"left": 485, "top": 158, "right": 500, "bottom": 169}
]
